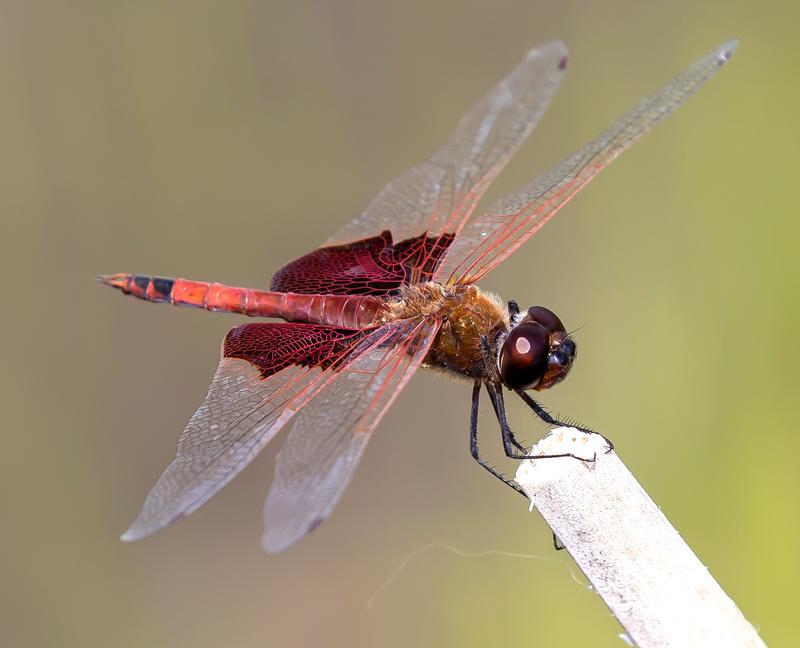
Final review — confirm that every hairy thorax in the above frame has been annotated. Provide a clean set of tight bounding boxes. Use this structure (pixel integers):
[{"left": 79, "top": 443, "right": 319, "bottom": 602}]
[{"left": 387, "top": 282, "right": 509, "bottom": 379}]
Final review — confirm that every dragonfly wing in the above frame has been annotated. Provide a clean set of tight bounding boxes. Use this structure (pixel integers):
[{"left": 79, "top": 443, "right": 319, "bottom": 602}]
[
  {"left": 263, "top": 317, "right": 440, "bottom": 553},
  {"left": 326, "top": 41, "right": 568, "bottom": 248},
  {"left": 435, "top": 40, "right": 738, "bottom": 285},
  {"left": 270, "top": 231, "right": 454, "bottom": 296},
  {"left": 121, "top": 323, "right": 370, "bottom": 542}
]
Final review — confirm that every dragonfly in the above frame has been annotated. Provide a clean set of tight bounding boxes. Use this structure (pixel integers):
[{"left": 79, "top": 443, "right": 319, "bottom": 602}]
[{"left": 100, "top": 39, "right": 736, "bottom": 552}]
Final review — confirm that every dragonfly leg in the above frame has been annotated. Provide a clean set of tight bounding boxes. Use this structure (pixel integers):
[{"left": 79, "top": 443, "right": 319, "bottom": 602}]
[
  {"left": 479, "top": 334, "right": 502, "bottom": 384},
  {"left": 485, "top": 382, "right": 527, "bottom": 455},
  {"left": 469, "top": 381, "right": 525, "bottom": 496},
  {"left": 474, "top": 381, "right": 571, "bottom": 551},
  {"left": 516, "top": 391, "right": 614, "bottom": 453},
  {"left": 486, "top": 382, "right": 599, "bottom": 463}
]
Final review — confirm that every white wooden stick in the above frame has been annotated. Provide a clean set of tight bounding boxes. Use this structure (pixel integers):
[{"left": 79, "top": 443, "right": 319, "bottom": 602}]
[{"left": 514, "top": 428, "right": 766, "bottom": 648}]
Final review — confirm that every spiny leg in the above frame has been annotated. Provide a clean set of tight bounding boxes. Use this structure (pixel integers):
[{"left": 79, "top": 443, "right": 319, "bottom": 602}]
[
  {"left": 516, "top": 390, "right": 614, "bottom": 452},
  {"left": 486, "top": 382, "right": 598, "bottom": 463},
  {"left": 470, "top": 382, "right": 525, "bottom": 496},
  {"left": 485, "top": 382, "right": 528, "bottom": 455},
  {"left": 475, "top": 381, "right": 565, "bottom": 551}
]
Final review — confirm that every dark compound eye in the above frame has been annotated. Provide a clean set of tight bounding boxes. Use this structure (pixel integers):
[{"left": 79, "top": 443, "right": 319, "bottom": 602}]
[
  {"left": 526, "top": 306, "right": 565, "bottom": 334},
  {"left": 498, "top": 323, "right": 549, "bottom": 390}
]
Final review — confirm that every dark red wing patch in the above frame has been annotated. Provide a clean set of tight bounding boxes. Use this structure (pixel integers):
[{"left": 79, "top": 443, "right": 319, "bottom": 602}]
[
  {"left": 270, "top": 231, "right": 454, "bottom": 296},
  {"left": 223, "top": 323, "right": 368, "bottom": 378}
]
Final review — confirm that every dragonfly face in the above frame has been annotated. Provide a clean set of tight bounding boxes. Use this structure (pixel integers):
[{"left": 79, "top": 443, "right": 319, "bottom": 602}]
[
  {"left": 99, "top": 39, "right": 736, "bottom": 552},
  {"left": 498, "top": 305, "right": 575, "bottom": 392}
]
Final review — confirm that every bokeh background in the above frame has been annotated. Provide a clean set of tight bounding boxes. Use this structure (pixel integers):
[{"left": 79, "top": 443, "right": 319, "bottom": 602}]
[{"left": 3, "top": 1, "right": 798, "bottom": 646}]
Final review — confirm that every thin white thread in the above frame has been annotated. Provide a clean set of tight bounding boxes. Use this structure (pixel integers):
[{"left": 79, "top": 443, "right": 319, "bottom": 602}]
[{"left": 365, "top": 541, "right": 588, "bottom": 611}]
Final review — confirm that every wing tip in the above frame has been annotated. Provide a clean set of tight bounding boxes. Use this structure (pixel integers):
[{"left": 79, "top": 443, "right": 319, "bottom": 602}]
[
  {"left": 120, "top": 511, "right": 185, "bottom": 543},
  {"left": 121, "top": 517, "right": 153, "bottom": 542},
  {"left": 526, "top": 39, "right": 569, "bottom": 69},
  {"left": 715, "top": 39, "right": 739, "bottom": 66},
  {"left": 262, "top": 516, "right": 327, "bottom": 554},
  {"left": 261, "top": 531, "right": 293, "bottom": 554}
]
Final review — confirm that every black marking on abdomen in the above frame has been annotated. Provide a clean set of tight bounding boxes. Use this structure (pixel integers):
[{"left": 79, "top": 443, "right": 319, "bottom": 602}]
[
  {"left": 133, "top": 275, "right": 150, "bottom": 292},
  {"left": 152, "top": 277, "right": 174, "bottom": 299}
]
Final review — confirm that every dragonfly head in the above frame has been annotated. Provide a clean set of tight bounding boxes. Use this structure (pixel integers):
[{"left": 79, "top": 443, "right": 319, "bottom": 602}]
[{"left": 498, "top": 306, "right": 575, "bottom": 391}]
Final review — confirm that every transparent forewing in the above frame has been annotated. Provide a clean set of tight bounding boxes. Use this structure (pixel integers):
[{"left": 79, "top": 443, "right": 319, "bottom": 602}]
[
  {"left": 262, "top": 318, "right": 440, "bottom": 553},
  {"left": 121, "top": 358, "right": 332, "bottom": 542},
  {"left": 326, "top": 41, "right": 568, "bottom": 247},
  {"left": 435, "top": 40, "right": 738, "bottom": 285}
]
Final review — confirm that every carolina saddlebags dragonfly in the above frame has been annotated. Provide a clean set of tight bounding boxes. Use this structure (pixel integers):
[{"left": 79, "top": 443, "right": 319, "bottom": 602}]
[{"left": 100, "top": 39, "right": 736, "bottom": 552}]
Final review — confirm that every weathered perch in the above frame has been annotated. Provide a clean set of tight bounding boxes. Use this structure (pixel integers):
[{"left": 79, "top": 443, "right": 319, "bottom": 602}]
[{"left": 514, "top": 428, "right": 766, "bottom": 648}]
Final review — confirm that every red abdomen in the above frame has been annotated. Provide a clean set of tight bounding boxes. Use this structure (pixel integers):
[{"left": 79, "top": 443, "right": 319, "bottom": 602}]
[{"left": 98, "top": 273, "right": 388, "bottom": 330}]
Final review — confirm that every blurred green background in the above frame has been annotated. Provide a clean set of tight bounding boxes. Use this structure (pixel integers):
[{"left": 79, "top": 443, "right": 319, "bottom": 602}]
[{"left": 3, "top": 1, "right": 798, "bottom": 646}]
